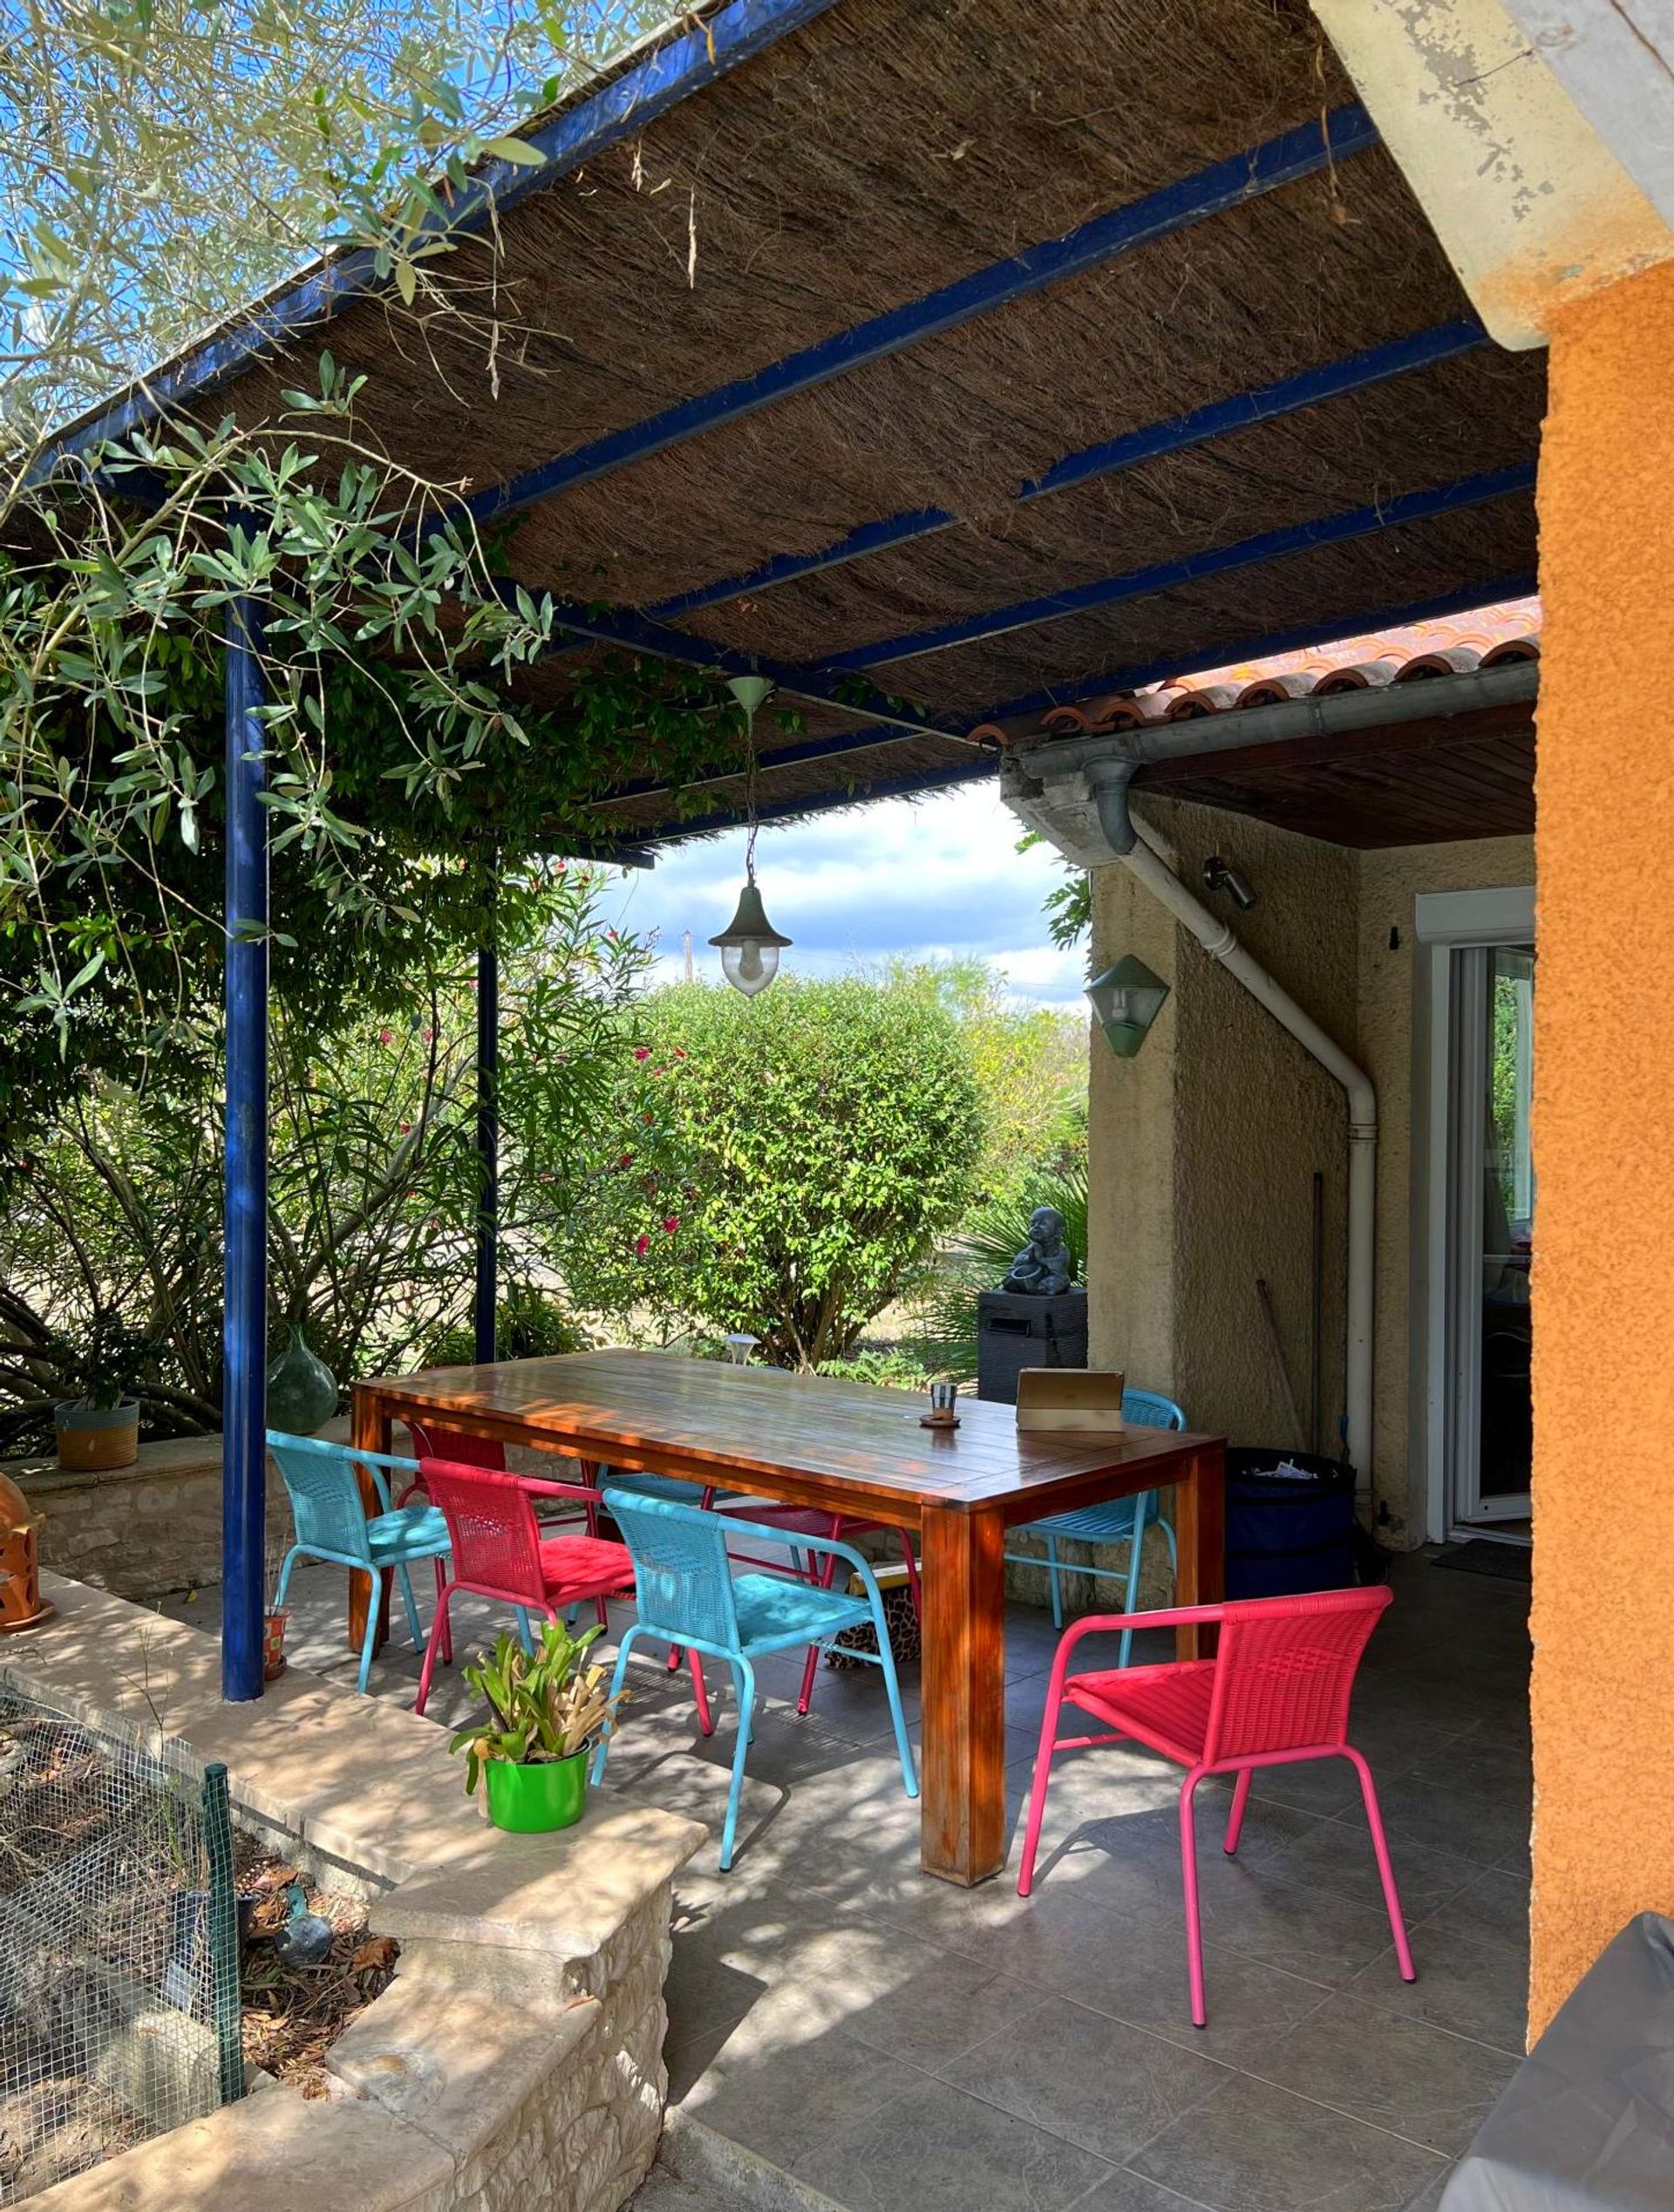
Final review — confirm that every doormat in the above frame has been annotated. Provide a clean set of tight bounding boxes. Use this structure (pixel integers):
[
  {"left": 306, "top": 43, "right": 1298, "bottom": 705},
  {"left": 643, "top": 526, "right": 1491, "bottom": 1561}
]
[{"left": 1434, "top": 1540, "right": 1531, "bottom": 1583}]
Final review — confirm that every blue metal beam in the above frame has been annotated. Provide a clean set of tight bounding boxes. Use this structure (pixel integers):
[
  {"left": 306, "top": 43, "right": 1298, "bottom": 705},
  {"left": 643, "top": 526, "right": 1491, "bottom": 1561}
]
[
  {"left": 533, "top": 592, "right": 973, "bottom": 746},
  {"left": 463, "top": 104, "right": 1379, "bottom": 528},
  {"left": 221, "top": 587, "right": 269, "bottom": 1703},
  {"left": 648, "top": 319, "right": 1487, "bottom": 622},
  {"left": 597, "top": 574, "right": 1541, "bottom": 822},
  {"left": 635, "top": 756, "right": 996, "bottom": 849},
  {"left": 825, "top": 464, "right": 1538, "bottom": 672},
  {"left": 42, "top": 0, "right": 844, "bottom": 471}
]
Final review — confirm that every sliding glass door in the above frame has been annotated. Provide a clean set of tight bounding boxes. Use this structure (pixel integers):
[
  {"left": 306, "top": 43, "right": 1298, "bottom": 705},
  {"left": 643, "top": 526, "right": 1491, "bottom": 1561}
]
[{"left": 1446, "top": 943, "right": 1534, "bottom": 1526}]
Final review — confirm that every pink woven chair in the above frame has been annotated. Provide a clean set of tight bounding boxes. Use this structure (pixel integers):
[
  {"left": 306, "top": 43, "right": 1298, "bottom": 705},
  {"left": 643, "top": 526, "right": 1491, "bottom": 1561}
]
[
  {"left": 391, "top": 1423, "right": 511, "bottom": 1663},
  {"left": 415, "top": 1459, "right": 663, "bottom": 1718},
  {"left": 1017, "top": 1586, "right": 1416, "bottom": 2027}
]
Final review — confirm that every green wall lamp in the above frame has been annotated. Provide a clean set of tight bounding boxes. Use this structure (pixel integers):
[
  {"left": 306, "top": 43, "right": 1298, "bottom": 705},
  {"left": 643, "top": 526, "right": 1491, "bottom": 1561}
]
[{"left": 1086, "top": 954, "right": 1169, "bottom": 1057}]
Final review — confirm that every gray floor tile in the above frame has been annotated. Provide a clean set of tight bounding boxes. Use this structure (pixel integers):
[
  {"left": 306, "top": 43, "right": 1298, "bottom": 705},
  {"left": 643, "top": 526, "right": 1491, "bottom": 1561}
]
[
  {"left": 1247, "top": 1991, "right": 1521, "bottom": 2156},
  {"left": 940, "top": 1997, "right": 1232, "bottom": 2165},
  {"left": 1417, "top": 1867, "right": 1529, "bottom": 1955},
  {"left": 678, "top": 2021, "right": 927, "bottom": 2169},
  {"left": 1262, "top": 1814, "right": 1480, "bottom": 1923},
  {"left": 998, "top": 1899, "right": 1337, "bottom": 2071},
  {"left": 794, "top": 2075, "right": 1113, "bottom": 2212},
  {"left": 1400, "top": 2168, "right": 1456, "bottom": 2210},
  {"left": 1130, "top": 2071, "right": 1446, "bottom": 2212},
  {"left": 1070, "top": 2173, "right": 1221, "bottom": 2211},
  {"left": 1344, "top": 1927, "right": 1528, "bottom": 2056},
  {"left": 1362, "top": 1769, "right": 1530, "bottom": 1870},
  {"left": 1186, "top": 1861, "right": 1411, "bottom": 1987},
  {"left": 674, "top": 1914, "right": 1046, "bottom": 2073}
]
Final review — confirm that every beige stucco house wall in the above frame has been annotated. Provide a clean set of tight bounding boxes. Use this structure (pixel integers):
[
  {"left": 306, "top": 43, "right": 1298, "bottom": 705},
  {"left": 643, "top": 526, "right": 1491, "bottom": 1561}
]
[{"left": 1085, "top": 799, "right": 1534, "bottom": 1545}]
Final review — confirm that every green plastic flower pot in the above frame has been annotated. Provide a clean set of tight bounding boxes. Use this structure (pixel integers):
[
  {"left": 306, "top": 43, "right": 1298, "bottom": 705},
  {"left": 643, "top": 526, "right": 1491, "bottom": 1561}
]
[{"left": 483, "top": 1752, "right": 589, "bottom": 1834}]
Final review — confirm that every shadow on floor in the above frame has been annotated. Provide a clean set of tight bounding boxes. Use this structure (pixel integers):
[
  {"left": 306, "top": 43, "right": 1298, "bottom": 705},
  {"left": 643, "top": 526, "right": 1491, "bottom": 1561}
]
[{"left": 165, "top": 1548, "right": 1529, "bottom": 2212}]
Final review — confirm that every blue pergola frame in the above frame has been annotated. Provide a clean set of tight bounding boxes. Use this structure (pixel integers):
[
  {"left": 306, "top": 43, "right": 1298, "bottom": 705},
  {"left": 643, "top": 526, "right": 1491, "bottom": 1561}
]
[
  {"left": 620, "top": 572, "right": 1540, "bottom": 846},
  {"left": 165, "top": 0, "right": 1537, "bottom": 1699}
]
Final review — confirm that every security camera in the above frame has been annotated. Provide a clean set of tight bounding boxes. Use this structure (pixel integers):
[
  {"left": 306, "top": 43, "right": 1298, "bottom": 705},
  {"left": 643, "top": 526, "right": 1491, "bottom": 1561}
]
[{"left": 1203, "top": 854, "right": 1257, "bottom": 910}]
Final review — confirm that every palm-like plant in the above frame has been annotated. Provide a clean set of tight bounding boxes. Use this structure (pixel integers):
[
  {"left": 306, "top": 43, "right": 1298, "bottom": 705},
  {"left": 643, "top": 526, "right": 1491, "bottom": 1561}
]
[
  {"left": 449, "top": 1621, "right": 624, "bottom": 1795},
  {"left": 908, "top": 1160, "right": 1089, "bottom": 1381}
]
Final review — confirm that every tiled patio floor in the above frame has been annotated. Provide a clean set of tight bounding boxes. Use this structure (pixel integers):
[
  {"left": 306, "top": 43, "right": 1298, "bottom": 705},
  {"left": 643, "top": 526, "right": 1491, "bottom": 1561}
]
[{"left": 167, "top": 1547, "right": 1531, "bottom": 2212}]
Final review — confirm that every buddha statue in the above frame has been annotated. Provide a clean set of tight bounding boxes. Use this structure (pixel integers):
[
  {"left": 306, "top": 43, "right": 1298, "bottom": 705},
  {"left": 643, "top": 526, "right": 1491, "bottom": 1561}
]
[{"left": 999, "top": 1205, "right": 1077, "bottom": 1297}]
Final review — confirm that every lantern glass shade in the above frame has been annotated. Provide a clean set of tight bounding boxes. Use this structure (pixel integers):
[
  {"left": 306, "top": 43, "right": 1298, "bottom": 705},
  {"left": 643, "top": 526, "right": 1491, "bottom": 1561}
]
[
  {"left": 1086, "top": 954, "right": 1169, "bottom": 1057},
  {"left": 710, "top": 879, "right": 792, "bottom": 998}
]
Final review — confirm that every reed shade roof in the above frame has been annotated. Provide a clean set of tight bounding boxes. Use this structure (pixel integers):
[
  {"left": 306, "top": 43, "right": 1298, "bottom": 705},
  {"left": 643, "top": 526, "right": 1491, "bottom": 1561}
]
[{"left": 77, "top": 0, "right": 1546, "bottom": 845}]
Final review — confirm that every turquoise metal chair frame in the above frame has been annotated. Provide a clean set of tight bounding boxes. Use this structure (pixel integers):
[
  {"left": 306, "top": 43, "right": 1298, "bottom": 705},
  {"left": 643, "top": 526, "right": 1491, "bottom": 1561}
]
[
  {"left": 267, "top": 1431, "right": 452, "bottom": 1694},
  {"left": 1003, "top": 1389, "right": 1187, "bottom": 1660},
  {"left": 595, "top": 1489, "right": 918, "bottom": 1869}
]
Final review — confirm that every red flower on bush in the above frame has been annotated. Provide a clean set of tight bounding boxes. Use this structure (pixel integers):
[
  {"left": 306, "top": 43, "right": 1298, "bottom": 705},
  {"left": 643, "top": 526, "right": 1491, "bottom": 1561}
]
[
  {"left": 663, "top": 1215, "right": 679, "bottom": 1234},
  {"left": 616, "top": 1152, "right": 634, "bottom": 1169},
  {"left": 635, "top": 1233, "right": 650, "bottom": 1259},
  {"left": 633, "top": 1045, "right": 651, "bottom": 1061},
  {"left": 378, "top": 1027, "right": 394, "bottom": 1046},
  {"left": 673, "top": 1047, "right": 688, "bottom": 1059}
]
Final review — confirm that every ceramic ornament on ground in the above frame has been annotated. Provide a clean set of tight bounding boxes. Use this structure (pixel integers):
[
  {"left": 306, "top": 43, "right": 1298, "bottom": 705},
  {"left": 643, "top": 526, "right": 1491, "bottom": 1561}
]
[{"left": 0, "top": 1470, "right": 53, "bottom": 1633}]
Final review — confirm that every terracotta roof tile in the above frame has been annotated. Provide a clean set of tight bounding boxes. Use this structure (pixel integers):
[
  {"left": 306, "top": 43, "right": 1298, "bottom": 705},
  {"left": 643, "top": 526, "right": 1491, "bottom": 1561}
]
[{"left": 1000, "top": 594, "right": 1541, "bottom": 741}]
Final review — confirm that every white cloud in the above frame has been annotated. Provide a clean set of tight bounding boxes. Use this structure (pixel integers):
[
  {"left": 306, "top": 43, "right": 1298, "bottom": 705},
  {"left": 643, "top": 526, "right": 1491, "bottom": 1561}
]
[{"left": 603, "top": 781, "right": 1088, "bottom": 1004}]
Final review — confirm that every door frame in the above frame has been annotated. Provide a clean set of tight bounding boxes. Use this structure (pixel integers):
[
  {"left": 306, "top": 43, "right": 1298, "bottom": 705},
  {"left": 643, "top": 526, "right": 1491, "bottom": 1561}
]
[{"left": 1411, "top": 885, "right": 1536, "bottom": 1543}]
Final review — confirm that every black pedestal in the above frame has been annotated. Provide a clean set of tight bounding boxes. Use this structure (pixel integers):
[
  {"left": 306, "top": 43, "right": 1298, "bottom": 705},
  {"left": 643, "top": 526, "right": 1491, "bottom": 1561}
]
[{"left": 976, "top": 1288, "right": 1088, "bottom": 1404}]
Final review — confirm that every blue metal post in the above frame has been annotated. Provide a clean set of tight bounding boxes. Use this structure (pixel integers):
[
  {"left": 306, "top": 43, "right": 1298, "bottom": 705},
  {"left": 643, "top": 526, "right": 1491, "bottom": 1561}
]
[
  {"left": 221, "top": 591, "right": 268, "bottom": 1702},
  {"left": 473, "top": 921, "right": 499, "bottom": 1365}
]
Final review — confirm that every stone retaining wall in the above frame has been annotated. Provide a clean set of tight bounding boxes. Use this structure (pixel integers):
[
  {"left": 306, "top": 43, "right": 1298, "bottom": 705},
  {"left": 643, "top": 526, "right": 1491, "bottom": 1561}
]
[
  {"left": 4, "top": 1430, "right": 310, "bottom": 1600},
  {"left": 3, "top": 1572, "right": 706, "bottom": 2212}
]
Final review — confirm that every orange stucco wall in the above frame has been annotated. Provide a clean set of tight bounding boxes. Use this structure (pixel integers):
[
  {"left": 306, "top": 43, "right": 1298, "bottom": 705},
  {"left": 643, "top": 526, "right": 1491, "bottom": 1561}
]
[{"left": 1530, "top": 258, "right": 1674, "bottom": 2034}]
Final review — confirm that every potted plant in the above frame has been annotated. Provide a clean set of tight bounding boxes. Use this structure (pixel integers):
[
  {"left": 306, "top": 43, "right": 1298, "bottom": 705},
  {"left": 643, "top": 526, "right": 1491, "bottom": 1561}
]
[
  {"left": 53, "top": 1311, "right": 149, "bottom": 1473},
  {"left": 449, "top": 1620, "right": 625, "bottom": 1834}
]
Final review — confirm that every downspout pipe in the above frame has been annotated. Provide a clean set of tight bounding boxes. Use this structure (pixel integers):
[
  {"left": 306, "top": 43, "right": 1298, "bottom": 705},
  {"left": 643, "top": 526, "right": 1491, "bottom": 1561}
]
[{"left": 1088, "top": 759, "right": 1378, "bottom": 1494}]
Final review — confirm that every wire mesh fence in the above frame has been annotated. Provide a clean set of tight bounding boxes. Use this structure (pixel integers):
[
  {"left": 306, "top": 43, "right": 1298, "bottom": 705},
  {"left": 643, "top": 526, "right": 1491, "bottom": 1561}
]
[{"left": 0, "top": 1684, "right": 239, "bottom": 2204}]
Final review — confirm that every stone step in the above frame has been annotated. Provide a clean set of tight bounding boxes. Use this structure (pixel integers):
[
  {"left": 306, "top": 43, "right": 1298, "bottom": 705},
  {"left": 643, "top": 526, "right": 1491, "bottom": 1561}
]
[{"left": 630, "top": 2113, "right": 847, "bottom": 2212}]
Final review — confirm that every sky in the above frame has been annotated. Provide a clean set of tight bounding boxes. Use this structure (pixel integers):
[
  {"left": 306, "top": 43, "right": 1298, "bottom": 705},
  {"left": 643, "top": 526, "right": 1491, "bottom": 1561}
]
[{"left": 602, "top": 781, "right": 1088, "bottom": 1005}]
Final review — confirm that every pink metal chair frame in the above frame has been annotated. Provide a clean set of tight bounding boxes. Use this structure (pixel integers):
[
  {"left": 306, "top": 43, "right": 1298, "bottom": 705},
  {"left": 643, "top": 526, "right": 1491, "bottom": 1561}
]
[
  {"left": 414, "top": 1459, "right": 655, "bottom": 1718},
  {"left": 1017, "top": 1586, "right": 1417, "bottom": 2027}
]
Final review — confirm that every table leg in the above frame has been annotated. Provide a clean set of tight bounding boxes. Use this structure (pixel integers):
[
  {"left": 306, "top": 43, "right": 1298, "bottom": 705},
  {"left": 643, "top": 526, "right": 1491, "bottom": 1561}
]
[
  {"left": 920, "top": 1502, "right": 1005, "bottom": 1885},
  {"left": 1173, "top": 1444, "right": 1225, "bottom": 1659},
  {"left": 348, "top": 1388, "right": 393, "bottom": 1657}
]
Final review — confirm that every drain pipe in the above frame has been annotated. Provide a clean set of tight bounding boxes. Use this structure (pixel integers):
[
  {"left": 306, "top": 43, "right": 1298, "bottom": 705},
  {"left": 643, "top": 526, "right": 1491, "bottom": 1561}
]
[{"left": 1088, "top": 759, "right": 1377, "bottom": 1494}]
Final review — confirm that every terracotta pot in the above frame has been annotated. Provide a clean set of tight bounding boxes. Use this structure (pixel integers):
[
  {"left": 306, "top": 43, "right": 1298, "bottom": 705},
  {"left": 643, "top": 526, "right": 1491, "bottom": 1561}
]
[
  {"left": 263, "top": 1608, "right": 289, "bottom": 1681},
  {"left": 54, "top": 1399, "right": 140, "bottom": 1473}
]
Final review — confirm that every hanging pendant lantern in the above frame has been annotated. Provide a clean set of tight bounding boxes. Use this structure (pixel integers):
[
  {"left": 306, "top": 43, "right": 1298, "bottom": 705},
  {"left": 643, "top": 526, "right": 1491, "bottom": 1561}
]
[
  {"left": 711, "top": 878, "right": 792, "bottom": 997},
  {"left": 711, "top": 674, "right": 792, "bottom": 997}
]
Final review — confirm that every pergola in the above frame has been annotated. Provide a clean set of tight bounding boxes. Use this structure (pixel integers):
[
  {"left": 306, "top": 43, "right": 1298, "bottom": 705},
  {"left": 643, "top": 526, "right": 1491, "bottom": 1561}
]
[{"left": 44, "top": 0, "right": 1544, "bottom": 1699}]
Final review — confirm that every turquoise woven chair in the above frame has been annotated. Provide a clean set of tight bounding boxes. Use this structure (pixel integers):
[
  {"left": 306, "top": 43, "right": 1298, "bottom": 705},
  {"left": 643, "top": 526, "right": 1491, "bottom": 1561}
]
[
  {"left": 1004, "top": 1388, "right": 1187, "bottom": 1661},
  {"left": 595, "top": 1489, "right": 917, "bottom": 1869},
  {"left": 267, "top": 1431, "right": 453, "bottom": 1694}
]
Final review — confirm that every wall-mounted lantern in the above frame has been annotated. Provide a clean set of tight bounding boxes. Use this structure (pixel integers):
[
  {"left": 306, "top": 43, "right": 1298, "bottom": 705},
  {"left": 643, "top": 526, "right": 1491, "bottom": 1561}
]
[{"left": 1086, "top": 954, "right": 1170, "bottom": 1058}]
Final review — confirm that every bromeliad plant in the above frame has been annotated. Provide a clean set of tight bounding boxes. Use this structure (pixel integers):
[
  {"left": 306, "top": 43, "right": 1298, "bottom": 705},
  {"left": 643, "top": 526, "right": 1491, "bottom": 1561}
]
[{"left": 449, "top": 1620, "right": 625, "bottom": 1793}]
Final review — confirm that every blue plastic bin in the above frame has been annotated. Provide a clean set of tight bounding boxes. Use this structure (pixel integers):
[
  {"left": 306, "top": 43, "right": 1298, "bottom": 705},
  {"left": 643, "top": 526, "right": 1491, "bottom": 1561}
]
[{"left": 1224, "top": 1448, "right": 1359, "bottom": 1599}]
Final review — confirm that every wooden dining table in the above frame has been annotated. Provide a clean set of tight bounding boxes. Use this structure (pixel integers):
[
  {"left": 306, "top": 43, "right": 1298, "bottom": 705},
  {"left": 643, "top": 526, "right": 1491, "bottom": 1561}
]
[{"left": 350, "top": 1348, "right": 1225, "bottom": 1886}]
